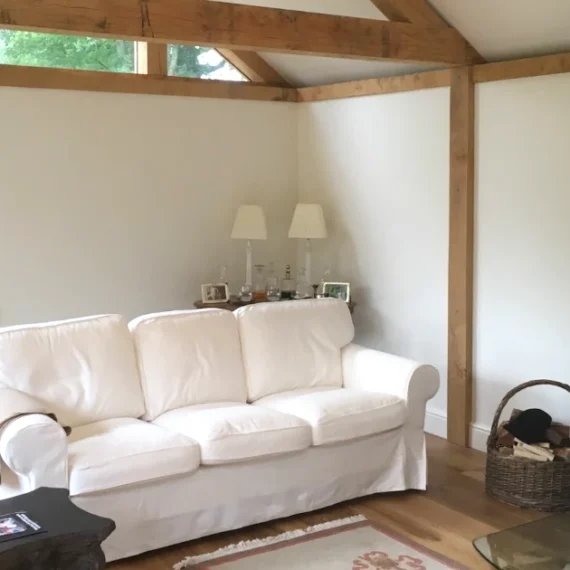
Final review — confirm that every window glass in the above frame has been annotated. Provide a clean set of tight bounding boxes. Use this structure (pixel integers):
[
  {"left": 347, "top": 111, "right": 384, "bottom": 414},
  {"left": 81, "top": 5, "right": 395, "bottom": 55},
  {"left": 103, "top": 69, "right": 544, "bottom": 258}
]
[
  {"left": 168, "top": 46, "right": 246, "bottom": 81},
  {"left": 0, "top": 31, "right": 135, "bottom": 73}
]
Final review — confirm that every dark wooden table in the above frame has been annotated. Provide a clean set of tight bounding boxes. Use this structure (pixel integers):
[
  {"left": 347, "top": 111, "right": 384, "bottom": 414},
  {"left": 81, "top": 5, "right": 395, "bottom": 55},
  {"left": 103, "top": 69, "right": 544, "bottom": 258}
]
[
  {"left": 194, "top": 297, "right": 356, "bottom": 314},
  {"left": 0, "top": 488, "right": 115, "bottom": 570}
]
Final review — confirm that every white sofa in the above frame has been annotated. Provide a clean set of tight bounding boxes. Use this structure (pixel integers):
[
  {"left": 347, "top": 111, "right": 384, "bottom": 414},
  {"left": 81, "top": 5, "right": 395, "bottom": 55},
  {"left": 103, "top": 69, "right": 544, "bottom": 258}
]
[{"left": 0, "top": 299, "right": 439, "bottom": 562}]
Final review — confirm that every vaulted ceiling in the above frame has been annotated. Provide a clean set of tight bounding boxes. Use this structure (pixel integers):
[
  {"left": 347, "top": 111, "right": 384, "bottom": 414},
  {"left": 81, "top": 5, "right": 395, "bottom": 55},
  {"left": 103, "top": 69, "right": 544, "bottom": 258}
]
[{"left": 215, "top": 0, "right": 570, "bottom": 86}]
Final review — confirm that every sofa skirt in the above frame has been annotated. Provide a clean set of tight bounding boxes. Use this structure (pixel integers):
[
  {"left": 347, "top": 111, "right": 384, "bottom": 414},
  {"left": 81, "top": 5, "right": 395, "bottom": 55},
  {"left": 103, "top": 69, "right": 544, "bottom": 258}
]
[{"left": 72, "top": 426, "right": 426, "bottom": 562}]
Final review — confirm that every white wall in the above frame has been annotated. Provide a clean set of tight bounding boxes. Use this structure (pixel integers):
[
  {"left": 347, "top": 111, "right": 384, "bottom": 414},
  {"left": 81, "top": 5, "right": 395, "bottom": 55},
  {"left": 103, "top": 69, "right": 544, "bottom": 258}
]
[
  {"left": 297, "top": 89, "right": 450, "bottom": 418},
  {"left": 298, "top": 73, "right": 570, "bottom": 448},
  {"left": 4, "top": 74, "right": 570, "bottom": 446},
  {"left": 475, "top": 73, "right": 570, "bottom": 434},
  {"left": 0, "top": 88, "right": 297, "bottom": 325}
]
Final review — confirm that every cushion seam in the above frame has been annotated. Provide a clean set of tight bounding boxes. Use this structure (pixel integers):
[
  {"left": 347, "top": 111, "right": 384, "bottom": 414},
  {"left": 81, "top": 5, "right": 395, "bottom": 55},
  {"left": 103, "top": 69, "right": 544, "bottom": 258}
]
[
  {"left": 160, "top": 424, "right": 309, "bottom": 443},
  {"left": 70, "top": 442, "right": 198, "bottom": 472},
  {"left": 70, "top": 463, "right": 197, "bottom": 496}
]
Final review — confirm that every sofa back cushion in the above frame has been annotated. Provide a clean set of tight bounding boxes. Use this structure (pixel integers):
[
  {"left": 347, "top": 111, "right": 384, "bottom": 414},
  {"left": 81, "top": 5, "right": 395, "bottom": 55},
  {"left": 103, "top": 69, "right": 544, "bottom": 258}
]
[
  {"left": 129, "top": 310, "right": 248, "bottom": 421},
  {"left": 0, "top": 315, "right": 145, "bottom": 428},
  {"left": 235, "top": 299, "right": 355, "bottom": 402}
]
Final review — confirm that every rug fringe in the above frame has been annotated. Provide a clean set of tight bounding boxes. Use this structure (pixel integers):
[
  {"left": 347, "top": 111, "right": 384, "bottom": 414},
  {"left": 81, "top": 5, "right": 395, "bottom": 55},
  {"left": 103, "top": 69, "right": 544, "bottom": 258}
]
[{"left": 173, "top": 515, "right": 366, "bottom": 569}]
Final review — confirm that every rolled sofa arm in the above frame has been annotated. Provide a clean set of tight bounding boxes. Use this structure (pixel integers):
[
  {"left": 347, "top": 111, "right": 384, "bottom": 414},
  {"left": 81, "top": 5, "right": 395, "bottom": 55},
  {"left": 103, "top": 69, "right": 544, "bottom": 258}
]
[
  {"left": 342, "top": 343, "right": 440, "bottom": 428},
  {"left": 0, "top": 387, "right": 68, "bottom": 491}
]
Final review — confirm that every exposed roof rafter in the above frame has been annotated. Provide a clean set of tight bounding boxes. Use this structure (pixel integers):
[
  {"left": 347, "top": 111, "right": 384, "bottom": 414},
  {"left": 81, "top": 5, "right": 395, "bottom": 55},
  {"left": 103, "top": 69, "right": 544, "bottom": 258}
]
[
  {"left": 368, "top": 0, "right": 485, "bottom": 63},
  {"left": 217, "top": 50, "right": 290, "bottom": 86},
  {"left": 0, "top": 0, "right": 479, "bottom": 66}
]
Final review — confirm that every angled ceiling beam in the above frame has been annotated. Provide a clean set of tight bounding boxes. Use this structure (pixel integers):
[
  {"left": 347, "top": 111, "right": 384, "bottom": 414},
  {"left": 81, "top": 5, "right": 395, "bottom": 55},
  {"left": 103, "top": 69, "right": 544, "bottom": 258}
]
[
  {"left": 369, "top": 0, "right": 448, "bottom": 26},
  {"left": 217, "top": 50, "right": 290, "bottom": 86},
  {"left": 368, "top": 0, "right": 485, "bottom": 63},
  {"left": 0, "top": 0, "right": 478, "bottom": 66}
]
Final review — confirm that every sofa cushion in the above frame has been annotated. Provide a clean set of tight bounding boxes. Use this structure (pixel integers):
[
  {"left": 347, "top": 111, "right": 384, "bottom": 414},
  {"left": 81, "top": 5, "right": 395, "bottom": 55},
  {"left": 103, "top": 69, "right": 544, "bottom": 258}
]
[
  {"left": 152, "top": 402, "right": 311, "bottom": 465},
  {"left": 0, "top": 315, "right": 145, "bottom": 428},
  {"left": 254, "top": 388, "right": 406, "bottom": 446},
  {"left": 68, "top": 418, "right": 200, "bottom": 496},
  {"left": 129, "top": 310, "right": 248, "bottom": 421},
  {"left": 235, "top": 299, "right": 354, "bottom": 402}
]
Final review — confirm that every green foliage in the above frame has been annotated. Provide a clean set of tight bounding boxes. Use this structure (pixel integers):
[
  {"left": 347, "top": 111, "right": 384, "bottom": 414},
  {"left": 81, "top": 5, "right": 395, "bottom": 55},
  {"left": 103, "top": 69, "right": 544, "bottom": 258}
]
[
  {"left": 168, "top": 45, "right": 245, "bottom": 81},
  {"left": 0, "top": 30, "right": 135, "bottom": 72},
  {"left": 0, "top": 31, "right": 246, "bottom": 81}
]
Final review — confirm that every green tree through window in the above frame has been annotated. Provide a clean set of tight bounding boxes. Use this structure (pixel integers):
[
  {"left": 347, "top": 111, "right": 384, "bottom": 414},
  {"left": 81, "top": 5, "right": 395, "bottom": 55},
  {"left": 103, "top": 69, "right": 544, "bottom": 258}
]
[
  {"left": 168, "top": 46, "right": 246, "bottom": 81},
  {"left": 0, "top": 31, "right": 135, "bottom": 72},
  {"left": 0, "top": 31, "right": 247, "bottom": 82}
]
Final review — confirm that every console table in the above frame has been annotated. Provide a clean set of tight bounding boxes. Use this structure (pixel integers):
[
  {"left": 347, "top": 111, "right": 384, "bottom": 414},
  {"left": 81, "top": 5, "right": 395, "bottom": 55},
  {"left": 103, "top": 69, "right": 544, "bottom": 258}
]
[
  {"left": 194, "top": 297, "right": 355, "bottom": 314},
  {"left": 0, "top": 488, "right": 115, "bottom": 570}
]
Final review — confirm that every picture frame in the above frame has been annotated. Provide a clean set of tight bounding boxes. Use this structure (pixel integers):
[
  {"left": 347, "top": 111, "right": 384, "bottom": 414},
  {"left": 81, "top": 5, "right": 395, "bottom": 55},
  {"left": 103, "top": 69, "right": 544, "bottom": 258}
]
[
  {"left": 322, "top": 282, "right": 351, "bottom": 303},
  {"left": 201, "top": 283, "right": 230, "bottom": 304}
]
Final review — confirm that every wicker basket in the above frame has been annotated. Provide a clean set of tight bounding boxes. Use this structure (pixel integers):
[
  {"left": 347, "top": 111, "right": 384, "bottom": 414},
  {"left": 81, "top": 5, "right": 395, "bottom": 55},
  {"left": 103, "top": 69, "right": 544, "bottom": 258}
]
[{"left": 486, "top": 379, "right": 570, "bottom": 511}]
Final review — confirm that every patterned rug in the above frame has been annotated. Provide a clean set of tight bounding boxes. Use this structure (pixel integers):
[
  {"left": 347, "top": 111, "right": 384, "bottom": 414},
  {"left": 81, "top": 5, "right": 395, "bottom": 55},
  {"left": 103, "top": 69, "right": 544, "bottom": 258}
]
[{"left": 174, "top": 515, "right": 469, "bottom": 569}]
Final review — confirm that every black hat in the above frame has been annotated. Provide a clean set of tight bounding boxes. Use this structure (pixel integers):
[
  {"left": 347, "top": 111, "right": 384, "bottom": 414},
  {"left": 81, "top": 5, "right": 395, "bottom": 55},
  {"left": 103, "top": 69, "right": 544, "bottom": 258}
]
[{"left": 505, "top": 409, "right": 552, "bottom": 444}]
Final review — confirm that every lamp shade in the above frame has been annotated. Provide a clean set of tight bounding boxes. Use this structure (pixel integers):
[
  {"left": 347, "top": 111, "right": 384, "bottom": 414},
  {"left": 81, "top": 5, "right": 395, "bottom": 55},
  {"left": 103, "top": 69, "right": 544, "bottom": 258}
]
[
  {"left": 288, "top": 204, "right": 328, "bottom": 239},
  {"left": 231, "top": 205, "right": 267, "bottom": 240}
]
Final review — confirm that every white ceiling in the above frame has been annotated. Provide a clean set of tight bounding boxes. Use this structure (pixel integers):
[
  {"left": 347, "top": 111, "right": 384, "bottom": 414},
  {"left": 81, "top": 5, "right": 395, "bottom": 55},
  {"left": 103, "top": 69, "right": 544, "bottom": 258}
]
[{"left": 215, "top": 0, "right": 570, "bottom": 86}]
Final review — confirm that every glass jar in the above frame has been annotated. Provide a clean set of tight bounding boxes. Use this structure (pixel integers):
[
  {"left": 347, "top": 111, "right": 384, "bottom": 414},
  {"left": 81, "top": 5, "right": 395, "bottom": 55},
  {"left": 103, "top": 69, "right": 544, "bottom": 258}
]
[
  {"left": 266, "top": 263, "right": 281, "bottom": 302},
  {"left": 239, "top": 284, "right": 253, "bottom": 303}
]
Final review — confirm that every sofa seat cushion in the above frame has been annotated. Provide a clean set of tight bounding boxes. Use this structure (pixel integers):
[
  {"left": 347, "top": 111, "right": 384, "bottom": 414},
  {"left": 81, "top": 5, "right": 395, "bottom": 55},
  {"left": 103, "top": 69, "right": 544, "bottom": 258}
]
[
  {"left": 68, "top": 418, "right": 200, "bottom": 496},
  {"left": 152, "top": 403, "right": 312, "bottom": 465},
  {"left": 254, "top": 388, "right": 406, "bottom": 446}
]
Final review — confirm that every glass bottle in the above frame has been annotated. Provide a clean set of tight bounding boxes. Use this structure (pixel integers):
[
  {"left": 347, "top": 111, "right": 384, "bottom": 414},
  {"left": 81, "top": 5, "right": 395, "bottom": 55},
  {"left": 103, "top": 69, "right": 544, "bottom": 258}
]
[
  {"left": 253, "top": 264, "right": 267, "bottom": 302},
  {"left": 294, "top": 267, "right": 311, "bottom": 300},
  {"left": 281, "top": 264, "right": 296, "bottom": 300},
  {"left": 316, "top": 265, "right": 332, "bottom": 298}
]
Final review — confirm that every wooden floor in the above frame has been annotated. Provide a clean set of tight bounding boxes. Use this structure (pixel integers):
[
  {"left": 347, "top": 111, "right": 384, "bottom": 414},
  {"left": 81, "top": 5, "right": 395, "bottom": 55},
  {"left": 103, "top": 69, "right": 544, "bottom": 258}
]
[{"left": 109, "top": 435, "right": 544, "bottom": 569}]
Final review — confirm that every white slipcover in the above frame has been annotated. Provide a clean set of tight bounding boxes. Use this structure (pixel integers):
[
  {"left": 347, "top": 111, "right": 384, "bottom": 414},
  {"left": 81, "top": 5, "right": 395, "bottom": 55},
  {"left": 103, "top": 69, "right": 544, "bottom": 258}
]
[
  {"left": 0, "top": 414, "right": 68, "bottom": 491},
  {"left": 255, "top": 387, "right": 406, "bottom": 446},
  {"left": 236, "top": 299, "right": 355, "bottom": 402},
  {"left": 341, "top": 344, "right": 440, "bottom": 429},
  {"left": 153, "top": 403, "right": 312, "bottom": 465},
  {"left": 0, "top": 315, "right": 144, "bottom": 428},
  {"left": 130, "top": 310, "right": 248, "bottom": 421},
  {"left": 0, "top": 307, "right": 441, "bottom": 564},
  {"left": 68, "top": 418, "right": 200, "bottom": 496}
]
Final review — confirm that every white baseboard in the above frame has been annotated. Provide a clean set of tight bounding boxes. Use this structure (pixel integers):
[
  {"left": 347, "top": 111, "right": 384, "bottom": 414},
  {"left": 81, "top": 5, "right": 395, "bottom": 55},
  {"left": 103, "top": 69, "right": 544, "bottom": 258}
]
[{"left": 425, "top": 410, "right": 489, "bottom": 452}]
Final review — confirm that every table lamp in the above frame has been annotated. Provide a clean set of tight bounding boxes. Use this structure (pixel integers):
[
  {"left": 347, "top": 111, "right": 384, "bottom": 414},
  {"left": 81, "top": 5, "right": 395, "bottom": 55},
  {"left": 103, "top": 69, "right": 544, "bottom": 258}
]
[
  {"left": 231, "top": 205, "right": 268, "bottom": 289},
  {"left": 288, "top": 204, "right": 328, "bottom": 285}
]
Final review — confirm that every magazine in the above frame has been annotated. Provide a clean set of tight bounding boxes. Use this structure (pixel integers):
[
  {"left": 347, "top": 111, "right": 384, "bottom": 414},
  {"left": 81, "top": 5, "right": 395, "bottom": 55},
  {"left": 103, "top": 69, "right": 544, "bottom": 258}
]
[{"left": 0, "top": 512, "right": 45, "bottom": 543}]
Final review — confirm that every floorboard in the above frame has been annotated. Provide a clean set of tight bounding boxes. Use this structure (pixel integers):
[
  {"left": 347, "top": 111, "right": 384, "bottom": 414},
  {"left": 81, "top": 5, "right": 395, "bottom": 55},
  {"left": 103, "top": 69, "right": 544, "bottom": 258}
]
[{"left": 108, "top": 435, "right": 541, "bottom": 569}]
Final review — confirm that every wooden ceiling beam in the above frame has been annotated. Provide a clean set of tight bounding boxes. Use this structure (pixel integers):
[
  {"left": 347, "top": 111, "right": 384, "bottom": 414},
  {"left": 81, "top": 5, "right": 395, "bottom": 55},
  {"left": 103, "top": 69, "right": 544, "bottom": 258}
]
[
  {"left": 0, "top": 64, "right": 297, "bottom": 102},
  {"left": 0, "top": 0, "right": 478, "bottom": 66},
  {"left": 217, "top": 50, "right": 290, "bottom": 86},
  {"left": 368, "top": 0, "right": 485, "bottom": 63},
  {"left": 368, "top": 0, "right": 448, "bottom": 27},
  {"left": 298, "top": 69, "right": 450, "bottom": 102}
]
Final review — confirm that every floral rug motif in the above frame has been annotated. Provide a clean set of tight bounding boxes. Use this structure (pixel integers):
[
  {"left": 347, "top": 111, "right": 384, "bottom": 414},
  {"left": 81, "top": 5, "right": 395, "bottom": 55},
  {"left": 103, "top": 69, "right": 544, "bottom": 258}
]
[{"left": 174, "top": 515, "right": 469, "bottom": 570}]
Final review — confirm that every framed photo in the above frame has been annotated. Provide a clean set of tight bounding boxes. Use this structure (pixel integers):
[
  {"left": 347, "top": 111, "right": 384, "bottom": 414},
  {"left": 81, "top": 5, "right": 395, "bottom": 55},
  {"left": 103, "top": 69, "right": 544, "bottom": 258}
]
[
  {"left": 201, "top": 283, "right": 230, "bottom": 304},
  {"left": 322, "top": 282, "right": 351, "bottom": 303}
]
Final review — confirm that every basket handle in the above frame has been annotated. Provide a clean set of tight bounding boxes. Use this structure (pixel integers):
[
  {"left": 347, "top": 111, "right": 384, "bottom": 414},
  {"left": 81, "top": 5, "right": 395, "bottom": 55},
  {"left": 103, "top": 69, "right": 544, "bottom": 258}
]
[{"left": 487, "top": 379, "right": 570, "bottom": 450}]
